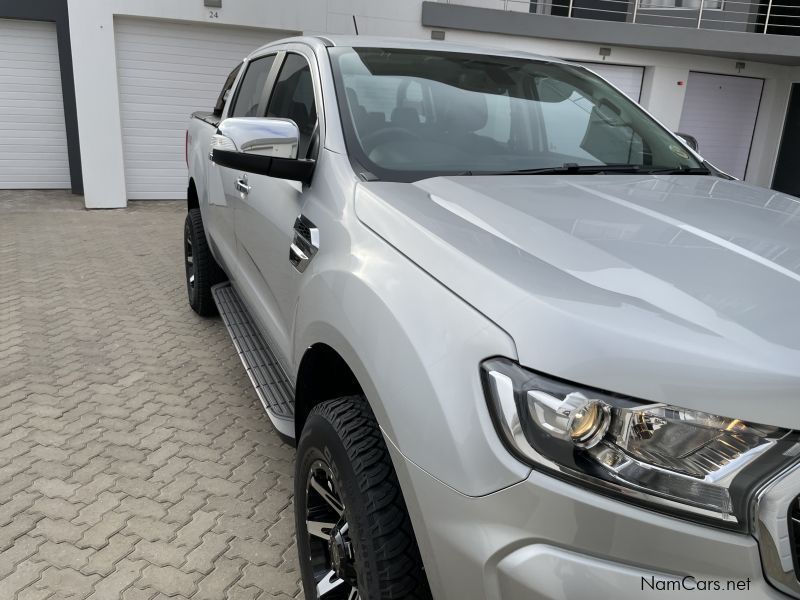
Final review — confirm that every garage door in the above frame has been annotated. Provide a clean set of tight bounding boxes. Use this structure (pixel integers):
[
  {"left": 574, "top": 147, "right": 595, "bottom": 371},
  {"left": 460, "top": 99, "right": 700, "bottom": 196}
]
[
  {"left": 115, "top": 18, "right": 287, "bottom": 200},
  {"left": 575, "top": 62, "right": 644, "bottom": 102},
  {"left": 0, "top": 19, "right": 70, "bottom": 189},
  {"left": 679, "top": 72, "right": 764, "bottom": 180}
]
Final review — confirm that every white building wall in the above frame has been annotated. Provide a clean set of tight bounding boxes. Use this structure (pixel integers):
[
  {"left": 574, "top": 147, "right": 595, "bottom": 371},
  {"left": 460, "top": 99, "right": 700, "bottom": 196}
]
[{"left": 67, "top": 0, "right": 795, "bottom": 208}]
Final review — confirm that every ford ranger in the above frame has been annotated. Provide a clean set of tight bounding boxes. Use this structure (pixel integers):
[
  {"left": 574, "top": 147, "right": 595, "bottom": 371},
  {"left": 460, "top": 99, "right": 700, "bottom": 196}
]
[{"left": 183, "top": 35, "right": 800, "bottom": 600}]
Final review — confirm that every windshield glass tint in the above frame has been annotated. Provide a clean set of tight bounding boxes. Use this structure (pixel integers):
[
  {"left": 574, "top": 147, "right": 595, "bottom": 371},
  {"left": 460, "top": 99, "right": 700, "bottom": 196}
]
[{"left": 329, "top": 47, "right": 702, "bottom": 181}]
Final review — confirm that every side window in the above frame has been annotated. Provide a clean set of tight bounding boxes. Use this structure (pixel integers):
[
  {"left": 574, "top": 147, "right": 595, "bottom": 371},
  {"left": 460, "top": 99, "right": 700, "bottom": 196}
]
[
  {"left": 214, "top": 63, "right": 242, "bottom": 116},
  {"left": 266, "top": 54, "right": 318, "bottom": 158},
  {"left": 230, "top": 55, "right": 276, "bottom": 118}
]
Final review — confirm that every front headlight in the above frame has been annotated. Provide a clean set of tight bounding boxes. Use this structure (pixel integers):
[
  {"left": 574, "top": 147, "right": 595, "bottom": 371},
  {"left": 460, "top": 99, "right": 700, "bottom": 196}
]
[{"left": 481, "top": 358, "right": 798, "bottom": 531}]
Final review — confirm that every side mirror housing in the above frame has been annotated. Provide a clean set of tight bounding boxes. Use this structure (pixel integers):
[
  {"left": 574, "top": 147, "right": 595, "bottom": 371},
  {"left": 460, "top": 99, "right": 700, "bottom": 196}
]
[
  {"left": 675, "top": 132, "right": 699, "bottom": 152},
  {"left": 210, "top": 117, "right": 315, "bottom": 184}
]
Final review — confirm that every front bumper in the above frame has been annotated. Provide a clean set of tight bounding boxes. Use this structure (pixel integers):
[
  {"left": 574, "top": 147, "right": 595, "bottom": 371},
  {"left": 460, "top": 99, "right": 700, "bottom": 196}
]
[{"left": 388, "top": 439, "right": 787, "bottom": 600}]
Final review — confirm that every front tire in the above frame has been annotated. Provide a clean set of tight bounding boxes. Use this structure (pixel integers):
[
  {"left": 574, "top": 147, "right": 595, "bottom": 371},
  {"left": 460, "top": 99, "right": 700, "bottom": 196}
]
[
  {"left": 183, "top": 208, "right": 223, "bottom": 317},
  {"left": 295, "top": 396, "right": 432, "bottom": 600}
]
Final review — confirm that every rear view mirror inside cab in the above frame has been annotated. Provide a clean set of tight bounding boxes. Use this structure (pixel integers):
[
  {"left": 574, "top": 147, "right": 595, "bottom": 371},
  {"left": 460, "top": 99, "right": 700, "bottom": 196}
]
[{"left": 536, "top": 78, "right": 574, "bottom": 103}]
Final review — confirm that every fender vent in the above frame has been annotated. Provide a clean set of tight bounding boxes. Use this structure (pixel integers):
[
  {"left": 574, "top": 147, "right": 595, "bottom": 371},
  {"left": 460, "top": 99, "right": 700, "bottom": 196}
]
[{"left": 294, "top": 219, "right": 312, "bottom": 242}]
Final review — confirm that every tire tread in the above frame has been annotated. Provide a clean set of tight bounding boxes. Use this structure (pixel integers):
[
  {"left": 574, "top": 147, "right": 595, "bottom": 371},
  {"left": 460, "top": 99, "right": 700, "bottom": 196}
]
[
  {"left": 309, "top": 396, "right": 432, "bottom": 599},
  {"left": 185, "top": 209, "right": 223, "bottom": 317}
]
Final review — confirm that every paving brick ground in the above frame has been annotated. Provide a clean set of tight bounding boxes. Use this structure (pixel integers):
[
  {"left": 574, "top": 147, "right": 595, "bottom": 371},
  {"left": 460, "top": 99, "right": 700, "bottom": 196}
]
[{"left": 0, "top": 191, "right": 302, "bottom": 600}]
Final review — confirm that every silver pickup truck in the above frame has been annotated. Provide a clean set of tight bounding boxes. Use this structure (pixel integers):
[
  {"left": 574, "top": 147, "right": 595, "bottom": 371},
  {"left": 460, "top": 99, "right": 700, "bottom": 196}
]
[{"left": 184, "top": 35, "right": 800, "bottom": 600}]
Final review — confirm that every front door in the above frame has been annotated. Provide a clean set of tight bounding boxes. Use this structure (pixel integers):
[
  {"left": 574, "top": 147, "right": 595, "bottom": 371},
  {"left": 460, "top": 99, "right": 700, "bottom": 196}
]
[{"left": 232, "top": 51, "right": 320, "bottom": 366}]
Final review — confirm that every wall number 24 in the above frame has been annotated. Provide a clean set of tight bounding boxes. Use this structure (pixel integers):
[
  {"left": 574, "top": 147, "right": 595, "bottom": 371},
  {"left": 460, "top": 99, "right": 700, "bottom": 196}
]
[{"left": 208, "top": 10, "right": 219, "bottom": 19}]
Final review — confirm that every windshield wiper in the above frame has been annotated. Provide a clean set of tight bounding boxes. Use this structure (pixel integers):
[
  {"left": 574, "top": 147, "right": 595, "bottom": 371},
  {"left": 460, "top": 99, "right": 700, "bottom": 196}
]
[
  {"left": 640, "top": 166, "right": 711, "bottom": 175},
  {"left": 457, "top": 163, "right": 712, "bottom": 177},
  {"left": 458, "top": 163, "right": 644, "bottom": 176}
]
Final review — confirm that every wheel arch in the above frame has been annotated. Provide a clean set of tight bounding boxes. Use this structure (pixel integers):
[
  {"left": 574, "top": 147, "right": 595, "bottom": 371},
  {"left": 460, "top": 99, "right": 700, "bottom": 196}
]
[
  {"left": 294, "top": 342, "right": 363, "bottom": 440},
  {"left": 291, "top": 261, "right": 525, "bottom": 495},
  {"left": 187, "top": 178, "right": 199, "bottom": 211}
]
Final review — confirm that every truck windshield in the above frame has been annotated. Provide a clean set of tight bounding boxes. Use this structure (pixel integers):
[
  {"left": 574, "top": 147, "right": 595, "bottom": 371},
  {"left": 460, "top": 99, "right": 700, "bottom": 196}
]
[{"left": 328, "top": 47, "right": 705, "bottom": 182}]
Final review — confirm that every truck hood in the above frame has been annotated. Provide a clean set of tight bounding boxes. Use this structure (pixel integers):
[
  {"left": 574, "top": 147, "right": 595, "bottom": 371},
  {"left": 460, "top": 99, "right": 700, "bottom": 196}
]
[{"left": 355, "top": 175, "right": 800, "bottom": 428}]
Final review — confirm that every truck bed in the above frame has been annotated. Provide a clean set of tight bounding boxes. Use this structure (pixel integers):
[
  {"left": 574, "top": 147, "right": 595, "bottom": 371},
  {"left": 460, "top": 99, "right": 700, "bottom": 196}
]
[{"left": 192, "top": 111, "right": 221, "bottom": 129}]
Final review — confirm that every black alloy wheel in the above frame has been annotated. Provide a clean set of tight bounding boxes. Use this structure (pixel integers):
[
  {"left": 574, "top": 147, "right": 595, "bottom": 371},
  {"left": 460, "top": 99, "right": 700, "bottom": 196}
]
[{"left": 295, "top": 396, "right": 432, "bottom": 600}]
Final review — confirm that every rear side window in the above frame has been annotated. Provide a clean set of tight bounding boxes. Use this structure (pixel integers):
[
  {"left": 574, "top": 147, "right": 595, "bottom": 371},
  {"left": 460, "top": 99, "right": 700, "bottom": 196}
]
[
  {"left": 214, "top": 63, "right": 242, "bottom": 116},
  {"left": 266, "top": 54, "right": 318, "bottom": 158},
  {"left": 231, "top": 55, "right": 276, "bottom": 118}
]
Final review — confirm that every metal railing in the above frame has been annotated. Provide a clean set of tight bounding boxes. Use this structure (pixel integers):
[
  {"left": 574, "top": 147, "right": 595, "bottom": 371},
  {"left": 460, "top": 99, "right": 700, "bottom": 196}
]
[{"left": 443, "top": 0, "right": 799, "bottom": 35}]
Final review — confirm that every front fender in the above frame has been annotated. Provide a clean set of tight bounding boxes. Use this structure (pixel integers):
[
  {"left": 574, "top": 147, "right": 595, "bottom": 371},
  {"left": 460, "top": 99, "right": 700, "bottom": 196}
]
[{"left": 293, "top": 232, "right": 530, "bottom": 497}]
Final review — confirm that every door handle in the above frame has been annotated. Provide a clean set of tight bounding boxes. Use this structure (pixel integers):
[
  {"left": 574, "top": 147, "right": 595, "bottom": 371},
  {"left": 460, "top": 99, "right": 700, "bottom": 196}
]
[{"left": 235, "top": 176, "right": 251, "bottom": 197}]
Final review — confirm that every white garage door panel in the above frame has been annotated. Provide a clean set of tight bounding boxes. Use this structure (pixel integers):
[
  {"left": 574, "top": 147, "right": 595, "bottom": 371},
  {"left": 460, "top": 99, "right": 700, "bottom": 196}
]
[
  {"left": 679, "top": 72, "right": 763, "bottom": 180},
  {"left": 0, "top": 19, "right": 70, "bottom": 189},
  {"left": 574, "top": 62, "right": 644, "bottom": 102},
  {"left": 116, "top": 18, "right": 288, "bottom": 199}
]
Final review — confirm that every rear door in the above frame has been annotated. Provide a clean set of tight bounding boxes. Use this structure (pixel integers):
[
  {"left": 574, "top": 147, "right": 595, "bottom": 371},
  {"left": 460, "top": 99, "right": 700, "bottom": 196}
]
[
  {"left": 203, "top": 62, "right": 242, "bottom": 272},
  {"left": 208, "top": 55, "right": 279, "bottom": 277}
]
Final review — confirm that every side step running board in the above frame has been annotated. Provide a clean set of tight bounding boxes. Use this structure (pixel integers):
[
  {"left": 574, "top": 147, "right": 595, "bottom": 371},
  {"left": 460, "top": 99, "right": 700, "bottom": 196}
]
[{"left": 212, "top": 282, "right": 295, "bottom": 440}]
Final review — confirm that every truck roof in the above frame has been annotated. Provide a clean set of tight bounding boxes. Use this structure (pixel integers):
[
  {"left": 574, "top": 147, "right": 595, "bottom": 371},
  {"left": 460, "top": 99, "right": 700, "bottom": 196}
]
[{"left": 248, "top": 34, "right": 568, "bottom": 65}]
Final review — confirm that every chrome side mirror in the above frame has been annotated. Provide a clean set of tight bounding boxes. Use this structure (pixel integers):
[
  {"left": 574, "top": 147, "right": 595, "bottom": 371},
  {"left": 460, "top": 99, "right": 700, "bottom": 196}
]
[
  {"left": 218, "top": 117, "right": 300, "bottom": 159},
  {"left": 675, "top": 132, "right": 699, "bottom": 152},
  {"left": 211, "top": 117, "right": 314, "bottom": 184}
]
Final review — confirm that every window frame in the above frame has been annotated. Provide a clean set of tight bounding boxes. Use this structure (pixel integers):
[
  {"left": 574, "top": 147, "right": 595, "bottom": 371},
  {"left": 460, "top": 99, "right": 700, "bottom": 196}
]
[
  {"left": 214, "top": 63, "right": 243, "bottom": 117},
  {"left": 228, "top": 53, "right": 280, "bottom": 119},
  {"left": 328, "top": 46, "right": 702, "bottom": 183},
  {"left": 263, "top": 52, "right": 321, "bottom": 157},
  {"left": 224, "top": 45, "right": 326, "bottom": 162}
]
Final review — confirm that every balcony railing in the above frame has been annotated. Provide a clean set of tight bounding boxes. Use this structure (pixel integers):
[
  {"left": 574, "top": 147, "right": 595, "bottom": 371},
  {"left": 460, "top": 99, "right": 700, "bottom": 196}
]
[{"left": 442, "top": 1, "right": 799, "bottom": 35}]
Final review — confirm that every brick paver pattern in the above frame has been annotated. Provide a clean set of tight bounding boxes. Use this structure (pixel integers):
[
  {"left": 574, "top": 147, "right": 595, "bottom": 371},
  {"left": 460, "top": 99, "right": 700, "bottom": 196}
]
[{"left": 0, "top": 191, "right": 302, "bottom": 599}]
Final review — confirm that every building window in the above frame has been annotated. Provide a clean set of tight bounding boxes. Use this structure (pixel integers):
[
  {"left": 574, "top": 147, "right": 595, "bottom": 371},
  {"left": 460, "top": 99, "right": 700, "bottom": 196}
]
[{"left": 639, "top": 0, "right": 723, "bottom": 8}]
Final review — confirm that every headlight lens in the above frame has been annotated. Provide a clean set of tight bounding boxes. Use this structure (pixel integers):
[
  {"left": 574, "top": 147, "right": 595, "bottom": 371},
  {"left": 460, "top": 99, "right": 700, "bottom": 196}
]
[{"left": 482, "top": 358, "right": 797, "bottom": 530}]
